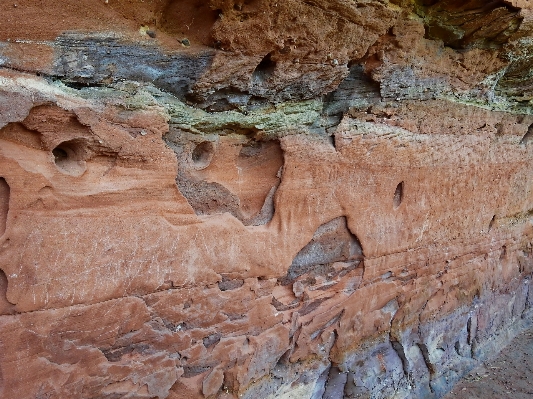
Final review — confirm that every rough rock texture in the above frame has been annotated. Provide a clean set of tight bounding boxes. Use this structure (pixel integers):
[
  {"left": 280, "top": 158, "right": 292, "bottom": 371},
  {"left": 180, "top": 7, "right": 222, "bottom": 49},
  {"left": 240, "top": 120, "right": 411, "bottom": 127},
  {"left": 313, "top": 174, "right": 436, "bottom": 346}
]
[{"left": 1, "top": 1, "right": 533, "bottom": 398}]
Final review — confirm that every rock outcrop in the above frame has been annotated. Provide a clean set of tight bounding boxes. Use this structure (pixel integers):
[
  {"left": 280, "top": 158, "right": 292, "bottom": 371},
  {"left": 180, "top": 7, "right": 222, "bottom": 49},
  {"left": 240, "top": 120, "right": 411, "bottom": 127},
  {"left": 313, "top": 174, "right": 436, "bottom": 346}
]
[{"left": 1, "top": 1, "right": 533, "bottom": 398}]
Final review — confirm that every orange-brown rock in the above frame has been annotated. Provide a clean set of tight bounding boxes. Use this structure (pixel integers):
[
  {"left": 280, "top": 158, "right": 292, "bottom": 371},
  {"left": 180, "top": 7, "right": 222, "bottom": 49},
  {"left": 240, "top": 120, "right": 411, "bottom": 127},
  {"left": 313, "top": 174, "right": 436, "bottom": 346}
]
[{"left": 1, "top": 1, "right": 533, "bottom": 398}]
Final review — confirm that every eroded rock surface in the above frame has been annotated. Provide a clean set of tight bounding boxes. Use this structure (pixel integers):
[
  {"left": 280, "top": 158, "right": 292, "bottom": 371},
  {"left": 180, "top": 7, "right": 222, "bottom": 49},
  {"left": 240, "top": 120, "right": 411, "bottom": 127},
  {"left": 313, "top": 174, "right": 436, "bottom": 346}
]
[{"left": 1, "top": 1, "right": 533, "bottom": 398}]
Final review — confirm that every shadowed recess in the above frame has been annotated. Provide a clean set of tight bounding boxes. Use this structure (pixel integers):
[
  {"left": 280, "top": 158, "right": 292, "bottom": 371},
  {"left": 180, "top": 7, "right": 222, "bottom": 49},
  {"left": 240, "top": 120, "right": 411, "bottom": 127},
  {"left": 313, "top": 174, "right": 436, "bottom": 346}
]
[
  {"left": 252, "top": 52, "right": 277, "bottom": 83},
  {"left": 415, "top": 0, "right": 522, "bottom": 49},
  {"left": 0, "top": 123, "right": 43, "bottom": 150},
  {"left": 284, "top": 217, "right": 364, "bottom": 282},
  {"left": 393, "top": 181, "right": 404, "bottom": 209},
  {"left": 52, "top": 139, "right": 88, "bottom": 176},
  {"left": 0, "top": 178, "right": 9, "bottom": 237},
  {"left": 191, "top": 141, "right": 216, "bottom": 169},
  {"left": 0, "top": 269, "right": 15, "bottom": 315},
  {"left": 488, "top": 214, "right": 496, "bottom": 232},
  {"left": 175, "top": 137, "right": 284, "bottom": 225},
  {"left": 520, "top": 124, "right": 533, "bottom": 146}
]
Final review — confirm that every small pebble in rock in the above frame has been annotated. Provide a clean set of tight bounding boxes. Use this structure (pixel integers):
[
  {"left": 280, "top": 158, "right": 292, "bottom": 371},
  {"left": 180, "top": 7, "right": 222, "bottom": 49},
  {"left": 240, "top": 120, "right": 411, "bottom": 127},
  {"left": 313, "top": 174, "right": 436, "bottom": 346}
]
[
  {"left": 146, "top": 30, "right": 156, "bottom": 38},
  {"left": 181, "top": 38, "right": 191, "bottom": 46}
]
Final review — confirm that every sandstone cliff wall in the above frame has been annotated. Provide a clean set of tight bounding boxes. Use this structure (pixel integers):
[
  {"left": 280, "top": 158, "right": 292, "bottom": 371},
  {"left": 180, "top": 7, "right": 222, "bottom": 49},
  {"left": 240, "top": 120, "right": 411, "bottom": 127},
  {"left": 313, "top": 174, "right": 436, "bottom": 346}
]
[{"left": 1, "top": 1, "right": 533, "bottom": 398}]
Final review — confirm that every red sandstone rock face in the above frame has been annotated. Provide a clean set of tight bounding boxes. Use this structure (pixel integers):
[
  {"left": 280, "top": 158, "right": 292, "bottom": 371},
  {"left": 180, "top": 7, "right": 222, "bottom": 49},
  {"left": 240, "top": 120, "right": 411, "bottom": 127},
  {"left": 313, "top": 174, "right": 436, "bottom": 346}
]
[{"left": 1, "top": 1, "right": 533, "bottom": 399}]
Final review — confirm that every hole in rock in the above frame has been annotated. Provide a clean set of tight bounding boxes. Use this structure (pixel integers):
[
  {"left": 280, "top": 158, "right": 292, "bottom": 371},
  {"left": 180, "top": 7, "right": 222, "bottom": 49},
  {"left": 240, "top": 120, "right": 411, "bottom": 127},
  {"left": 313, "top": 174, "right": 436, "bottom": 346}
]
[
  {"left": 52, "top": 147, "right": 68, "bottom": 162},
  {"left": 0, "top": 178, "right": 9, "bottom": 237},
  {"left": 176, "top": 137, "right": 283, "bottom": 225},
  {"left": 393, "top": 181, "right": 404, "bottom": 209},
  {"left": 520, "top": 124, "right": 533, "bottom": 145},
  {"left": 252, "top": 52, "right": 277, "bottom": 82},
  {"left": 488, "top": 215, "right": 496, "bottom": 232},
  {"left": 191, "top": 141, "right": 216, "bottom": 169},
  {"left": 52, "top": 139, "right": 87, "bottom": 176},
  {"left": 284, "top": 217, "right": 364, "bottom": 283}
]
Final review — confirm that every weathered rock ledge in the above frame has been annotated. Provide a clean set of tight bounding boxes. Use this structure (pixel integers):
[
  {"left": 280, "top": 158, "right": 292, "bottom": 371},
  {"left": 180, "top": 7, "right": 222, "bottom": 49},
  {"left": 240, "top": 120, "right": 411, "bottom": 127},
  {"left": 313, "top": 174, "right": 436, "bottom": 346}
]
[{"left": 1, "top": 1, "right": 533, "bottom": 398}]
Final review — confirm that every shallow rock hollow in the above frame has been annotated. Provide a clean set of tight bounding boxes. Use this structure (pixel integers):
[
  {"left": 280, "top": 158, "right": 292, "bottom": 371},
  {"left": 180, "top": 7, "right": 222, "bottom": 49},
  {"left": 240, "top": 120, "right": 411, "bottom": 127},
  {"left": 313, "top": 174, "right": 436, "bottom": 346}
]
[{"left": 1, "top": 1, "right": 533, "bottom": 398}]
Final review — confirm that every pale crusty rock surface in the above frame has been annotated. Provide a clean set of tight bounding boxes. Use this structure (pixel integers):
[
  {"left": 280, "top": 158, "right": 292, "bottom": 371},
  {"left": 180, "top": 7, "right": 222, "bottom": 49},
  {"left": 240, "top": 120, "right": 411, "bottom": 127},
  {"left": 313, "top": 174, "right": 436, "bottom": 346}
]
[{"left": 1, "top": 1, "right": 533, "bottom": 398}]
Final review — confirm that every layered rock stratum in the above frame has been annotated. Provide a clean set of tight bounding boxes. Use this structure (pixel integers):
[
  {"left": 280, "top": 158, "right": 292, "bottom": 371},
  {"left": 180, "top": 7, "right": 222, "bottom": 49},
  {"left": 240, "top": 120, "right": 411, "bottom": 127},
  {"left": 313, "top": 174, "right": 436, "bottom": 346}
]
[{"left": 1, "top": 1, "right": 533, "bottom": 398}]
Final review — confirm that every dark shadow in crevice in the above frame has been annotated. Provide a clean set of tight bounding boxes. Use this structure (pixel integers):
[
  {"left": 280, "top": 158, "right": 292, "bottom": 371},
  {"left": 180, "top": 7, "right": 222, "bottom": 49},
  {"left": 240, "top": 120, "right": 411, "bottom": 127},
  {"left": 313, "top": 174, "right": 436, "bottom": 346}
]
[
  {"left": 252, "top": 52, "right": 277, "bottom": 83},
  {"left": 488, "top": 214, "right": 496, "bottom": 232},
  {"left": 0, "top": 269, "right": 16, "bottom": 315},
  {"left": 393, "top": 181, "right": 404, "bottom": 209},
  {"left": 322, "top": 63, "right": 381, "bottom": 131},
  {"left": 328, "top": 135, "right": 337, "bottom": 151},
  {"left": 391, "top": 340, "right": 410, "bottom": 377},
  {"left": 418, "top": 342, "right": 436, "bottom": 377},
  {"left": 61, "top": 81, "right": 105, "bottom": 90},
  {"left": 520, "top": 124, "right": 533, "bottom": 146},
  {"left": 0, "top": 178, "right": 9, "bottom": 238}
]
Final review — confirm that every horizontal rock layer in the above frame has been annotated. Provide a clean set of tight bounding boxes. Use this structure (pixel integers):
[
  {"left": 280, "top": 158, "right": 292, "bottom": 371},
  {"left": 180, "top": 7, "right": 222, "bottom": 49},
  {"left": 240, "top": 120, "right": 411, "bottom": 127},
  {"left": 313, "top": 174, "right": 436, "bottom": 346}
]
[{"left": 1, "top": 1, "right": 533, "bottom": 398}]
